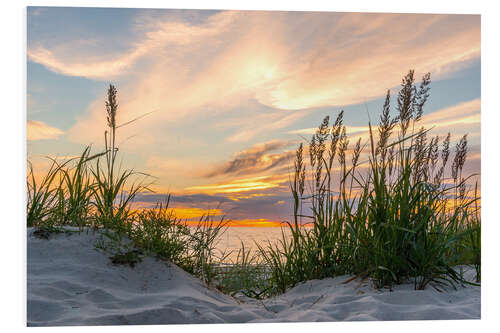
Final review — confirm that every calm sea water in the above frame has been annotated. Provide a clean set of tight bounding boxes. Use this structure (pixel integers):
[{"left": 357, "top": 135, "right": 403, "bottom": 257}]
[{"left": 214, "top": 227, "right": 293, "bottom": 263}]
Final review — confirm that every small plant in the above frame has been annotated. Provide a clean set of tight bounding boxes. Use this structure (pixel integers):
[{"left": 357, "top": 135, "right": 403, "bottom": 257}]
[
  {"left": 94, "top": 228, "right": 143, "bottom": 268},
  {"left": 32, "top": 224, "right": 65, "bottom": 239},
  {"left": 109, "top": 250, "right": 143, "bottom": 268},
  {"left": 127, "top": 196, "right": 190, "bottom": 263},
  {"left": 31, "top": 224, "right": 81, "bottom": 240}
]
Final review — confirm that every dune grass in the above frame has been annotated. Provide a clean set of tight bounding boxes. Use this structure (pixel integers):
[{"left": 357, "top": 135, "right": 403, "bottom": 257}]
[
  {"left": 27, "top": 71, "right": 480, "bottom": 298},
  {"left": 258, "top": 70, "right": 481, "bottom": 294},
  {"left": 215, "top": 242, "right": 271, "bottom": 298},
  {"left": 26, "top": 85, "right": 229, "bottom": 286}
]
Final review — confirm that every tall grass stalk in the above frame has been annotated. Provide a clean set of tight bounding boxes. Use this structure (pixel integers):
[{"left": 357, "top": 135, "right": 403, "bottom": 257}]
[{"left": 90, "top": 85, "right": 151, "bottom": 231}]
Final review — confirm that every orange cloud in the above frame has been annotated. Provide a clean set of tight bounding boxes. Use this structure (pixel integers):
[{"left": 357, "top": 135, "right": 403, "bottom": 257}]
[
  {"left": 184, "top": 175, "right": 287, "bottom": 194},
  {"left": 205, "top": 140, "right": 294, "bottom": 177},
  {"left": 170, "top": 207, "right": 223, "bottom": 220},
  {"left": 223, "top": 218, "right": 283, "bottom": 227},
  {"left": 129, "top": 202, "right": 223, "bottom": 219},
  {"left": 27, "top": 120, "right": 64, "bottom": 141}
]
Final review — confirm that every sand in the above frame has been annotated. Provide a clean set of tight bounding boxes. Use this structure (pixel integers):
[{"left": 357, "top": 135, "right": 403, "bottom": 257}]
[{"left": 27, "top": 227, "right": 480, "bottom": 326}]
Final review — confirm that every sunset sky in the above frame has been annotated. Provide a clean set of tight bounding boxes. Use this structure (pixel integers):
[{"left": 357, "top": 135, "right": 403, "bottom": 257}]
[{"left": 27, "top": 7, "right": 481, "bottom": 226}]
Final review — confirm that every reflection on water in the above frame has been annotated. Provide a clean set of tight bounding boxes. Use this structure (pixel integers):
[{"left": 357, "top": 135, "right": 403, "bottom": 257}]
[{"left": 215, "top": 227, "right": 293, "bottom": 263}]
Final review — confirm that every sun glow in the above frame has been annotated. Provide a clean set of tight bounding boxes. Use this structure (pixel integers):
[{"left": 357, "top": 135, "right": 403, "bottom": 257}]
[
  {"left": 184, "top": 176, "right": 284, "bottom": 194},
  {"left": 222, "top": 218, "right": 283, "bottom": 227}
]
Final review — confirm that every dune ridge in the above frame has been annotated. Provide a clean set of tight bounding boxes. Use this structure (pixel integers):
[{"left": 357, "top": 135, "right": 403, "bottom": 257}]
[{"left": 27, "top": 228, "right": 480, "bottom": 326}]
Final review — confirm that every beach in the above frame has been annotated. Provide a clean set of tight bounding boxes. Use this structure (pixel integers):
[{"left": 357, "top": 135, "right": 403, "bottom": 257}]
[{"left": 27, "top": 228, "right": 480, "bottom": 326}]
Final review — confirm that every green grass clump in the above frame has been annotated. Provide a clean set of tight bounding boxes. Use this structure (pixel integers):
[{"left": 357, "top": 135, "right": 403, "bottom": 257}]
[
  {"left": 109, "top": 250, "right": 143, "bottom": 268},
  {"left": 27, "top": 158, "right": 66, "bottom": 228},
  {"left": 27, "top": 86, "right": 149, "bottom": 233},
  {"left": 259, "top": 70, "right": 481, "bottom": 292},
  {"left": 127, "top": 197, "right": 189, "bottom": 263},
  {"left": 123, "top": 198, "right": 229, "bottom": 285},
  {"left": 215, "top": 242, "right": 271, "bottom": 298}
]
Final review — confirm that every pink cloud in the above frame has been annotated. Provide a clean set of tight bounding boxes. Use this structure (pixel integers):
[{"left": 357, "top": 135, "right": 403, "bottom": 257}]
[{"left": 27, "top": 120, "right": 64, "bottom": 141}]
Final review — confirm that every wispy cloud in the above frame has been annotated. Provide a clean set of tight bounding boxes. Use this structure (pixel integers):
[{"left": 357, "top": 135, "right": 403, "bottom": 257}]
[
  {"left": 132, "top": 190, "right": 293, "bottom": 225},
  {"left": 205, "top": 140, "right": 294, "bottom": 177},
  {"left": 224, "top": 110, "right": 309, "bottom": 143},
  {"left": 185, "top": 175, "right": 288, "bottom": 194},
  {"left": 27, "top": 120, "right": 64, "bottom": 141},
  {"left": 28, "top": 11, "right": 480, "bottom": 148},
  {"left": 27, "top": 11, "right": 240, "bottom": 79},
  {"left": 134, "top": 192, "right": 232, "bottom": 206},
  {"left": 421, "top": 98, "right": 480, "bottom": 128}
]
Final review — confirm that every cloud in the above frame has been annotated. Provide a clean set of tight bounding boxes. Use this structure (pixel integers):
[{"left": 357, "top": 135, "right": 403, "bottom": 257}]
[
  {"left": 256, "top": 13, "right": 480, "bottom": 110},
  {"left": 27, "top": 120, "right": 64, "bottom": 140},
  {"left": 28, "top": 11, "right": 480, "bottom": 148},
  {"left": 27, "top": 46, "right": 143, "bottom": 80},
  {"left": 130, "top": 201, "right": 224, "bottom": 220},
  {"left": 169, "top": 207, "right": 223, "bottom": 219},
  {"left": 421, "top": 98, "right": 480, "bottom": 128},
  {"left": 132, "top": 189, "right": 294, "bottom": 224},
  {"left": 27, "top": 11, "right": 240, "bottom": 79},
  {"left": 184, "top": 175, "right": 288, "bottom": 194},
  {"left": 224, "top": 109, "right": 309, "bottom": 143},
  {"left": 205, "top": 140, "right": 294, "bottom": 177},
  {"left": 134, "top": 192, "right": 232, "bottom": 205},
  {"left": 222, "top": 218, "right": 283, "bottom": 227}
]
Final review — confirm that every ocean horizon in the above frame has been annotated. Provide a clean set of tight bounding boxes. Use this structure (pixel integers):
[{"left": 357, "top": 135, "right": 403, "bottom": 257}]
[{"left": 214, "top": 227, "right": 293, "bottom": 263}]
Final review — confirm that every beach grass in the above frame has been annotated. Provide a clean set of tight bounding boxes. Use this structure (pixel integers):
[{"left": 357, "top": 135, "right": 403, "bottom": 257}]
[
  {"left": 26, "top": 71, "right": 481, "bottom": 298},
  {"left": 215, "top": 242, "right": 271, "bottom": 298},
  {"left": 258, "top": 70, "right": 481, "bottom": 293}
]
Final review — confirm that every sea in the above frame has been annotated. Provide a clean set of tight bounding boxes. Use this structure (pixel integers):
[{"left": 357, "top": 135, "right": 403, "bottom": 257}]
[{"left": 214, "top": 227, "right": 293, "bottom": 263}]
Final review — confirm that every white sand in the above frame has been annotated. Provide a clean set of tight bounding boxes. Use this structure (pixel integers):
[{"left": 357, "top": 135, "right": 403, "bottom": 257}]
[{"left": 27, "top": 228, "right": 480, "bottom": 326}]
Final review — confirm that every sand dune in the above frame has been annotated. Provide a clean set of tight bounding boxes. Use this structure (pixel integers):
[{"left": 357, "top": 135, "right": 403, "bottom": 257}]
[{"left": 27, "top": 228, "right": 480, "bottom": 326}]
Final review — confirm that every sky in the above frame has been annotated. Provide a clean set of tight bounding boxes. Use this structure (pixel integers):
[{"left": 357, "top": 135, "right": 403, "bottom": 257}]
[{"left": 26, "top": 7, "right": 481, "bottom": 227}]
